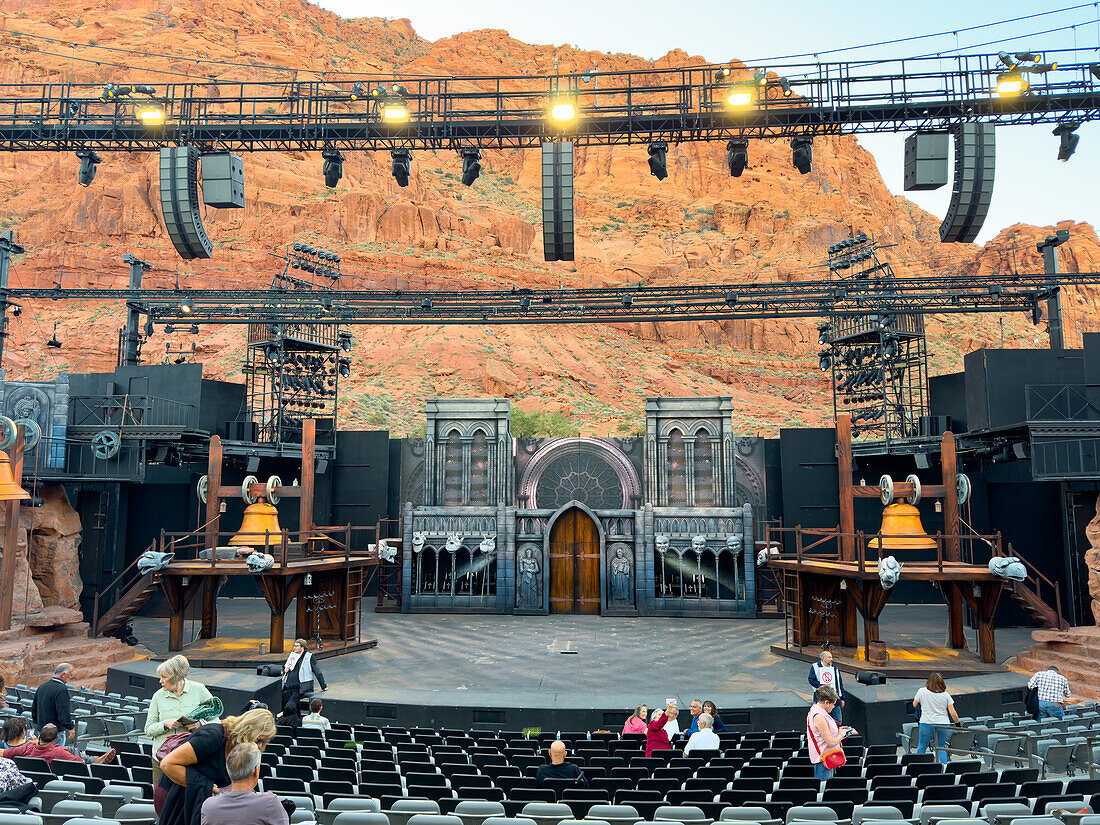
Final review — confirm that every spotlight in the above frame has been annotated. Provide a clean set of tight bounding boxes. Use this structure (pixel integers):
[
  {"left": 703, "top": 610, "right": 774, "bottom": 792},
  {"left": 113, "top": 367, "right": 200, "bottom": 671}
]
[
  {"left": 726, "top": 139, "right": 749, "bottom": 177},
  {"left": 165, "top": 324, "right": 175, "bottom": 334},
  {"left": 621, "top": 296, "right": 633, "bottom": 307},
  {"left": 391, "top": 149, "right": 412, "bottom": 187},
  {"left": 519, "top": 295, "right": 531, "bottom": 310},
  {"left": 135, "top": 101, "right": 166, "bottom": 125},
  {"left": 752, "top": 71, "right": 767, "bottom": 87},
  {"left": 791, "top": 136, "right": 812, "bottom": 175},
  {"left": 996, "top": 72, "right": 1027, "bottom": 96},
  {"left": 189, "top": 324, "right": 199, "bottom": 335},
  {"left": 99, "top": 83, "right": 132, "bottom": 102},
  {"left": 713, "top": 67, "right": 732, "bottom": 84},
  {"left": 350, "top": 81, "right": 363, "bottom": 101},
  {"left": 726, "top": 86, "right": 753, "bottom": 107},
  {"left": 421, "top": 298, "right": 433, "bottom": 310},
  {"left": 179, "top": 298, "right": 194, "bottom": 314},
  {"left": 143, "top": 319, "right": 154, "bottom": 337},
  {"left": 76, "top": 150, "right": 101, "bottom": 187},
  {"left": 320, "top": 296, "right": 333, "bottom": 314},
  {"left": 998, "top": 51, "right": 1019, "bottom": 70},
  {"left": 724, "top": 292, "right": 738, "bottom": 305},
  {"left": 881, "top": 337, "right": 899, "bottom": 360},
  {"left": 647, "top": 142, "right": 668, "bottom": 181},
  {"left": 322, "top": 149, "right": 344, "bottom": 188},
  {"left": 338, "top": 357, "right": 351, "bottom": 378},
  {"left": 47, "top": 323, "right": 62, "bottom": 348},
  {"left": 549, "top": 99, "right": 577, "bottom": 122},
  {"left": 779, "top": 77, "right": 793, "bottom": 97},
  {"left": 339, "top": 332, "right": 353, "bottom": 352},
  {"left": 382, "top": 101, "right": 409, "bottom": 121},
  {"left": 460, "top": 147, "right": 482, "bottom": 186},
  {"left": 819, "top": 352, "right": 832, "bottom": 372},
  {"left": 817, "top": 323, "right": 831, "bottom": 345},
  {"left": 1053, "top": 122, "right": 1080, "bottom": 161}
]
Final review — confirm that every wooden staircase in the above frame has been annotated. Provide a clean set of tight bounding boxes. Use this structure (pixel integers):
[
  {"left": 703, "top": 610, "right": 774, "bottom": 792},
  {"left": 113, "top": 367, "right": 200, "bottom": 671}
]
[
  {"left": 996, "top": 543, "right": 1069, "bottom": 630},
  {"left": 95, "top": 572, "right": 160, "bottom": 637}
]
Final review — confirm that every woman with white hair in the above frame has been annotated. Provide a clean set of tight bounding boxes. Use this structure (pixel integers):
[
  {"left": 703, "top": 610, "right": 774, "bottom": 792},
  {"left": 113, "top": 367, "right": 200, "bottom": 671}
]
[{"left": 144, "top": 655, "right": 213, "bottom": 784}]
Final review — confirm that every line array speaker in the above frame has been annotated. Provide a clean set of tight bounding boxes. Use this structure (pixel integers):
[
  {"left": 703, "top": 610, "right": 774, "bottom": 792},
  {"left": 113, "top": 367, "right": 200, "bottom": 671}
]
[
  {"left": 160, "top": 146, "right": 213, "bottom": 259},
  {"left": 542, "top": 140, "right": 574, "bottom": 262},
  {"left": 939, "top": 123, "right": 995, "bottom": 243}
]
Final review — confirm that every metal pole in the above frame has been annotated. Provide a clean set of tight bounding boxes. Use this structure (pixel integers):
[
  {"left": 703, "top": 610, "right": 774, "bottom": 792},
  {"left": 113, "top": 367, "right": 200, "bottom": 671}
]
[
  {"left": 121, "top": 254, "right": 151, "bottom": 366},
  {"left": 0, "top": 231, "right": 26, "bottom": 369},
  {"left": 1038, "top": 230, "right": 1069, "bottom": 350}
]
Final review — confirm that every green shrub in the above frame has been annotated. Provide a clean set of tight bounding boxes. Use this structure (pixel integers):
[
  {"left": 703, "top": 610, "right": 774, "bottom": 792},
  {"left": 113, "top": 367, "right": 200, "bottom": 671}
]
[{"left": 511, "top": 408, "right": 579, "bottom": 437}]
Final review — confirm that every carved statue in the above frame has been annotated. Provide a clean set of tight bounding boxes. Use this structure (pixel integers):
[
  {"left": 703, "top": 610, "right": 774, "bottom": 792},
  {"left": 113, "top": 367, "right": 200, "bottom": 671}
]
[
  {"left": 691, "top": 535, "right": 707, "bottom": 552},
  {"left": 518, "top": 546, "right": 541, "bottom": 608},
  {"left": 246, "top": 552, "right": 275, "bottom": 573},
  {"left": 655, "top": 535, "right": 670, "bottom": 554},
  {"left": 756, "top": 545, "right": 778, "bottom": 567},
  {"left": 726, "top": 534, "right": 744, "bottom": 556},
  {"left": 445, "top": 532, "right": 463, "bottom": 553},
  {"left": 988, "top": 556, "right": 1027, "bottom": 581},
  {"left": 137, "top": 550, "right": 173, "bottom": 574},
  {"left": 377, "top": 538, "right": 397, "bottom": 563},
  {"left": 412, "top": 531, "right": 427, "bottom": 553},
  {"left": 610, "top": 546, "right": 632, "bottom": 604},
  {"left": 878, "top": 555, "right": 903, "bottom": 589},
  {"left": 479, "top": 535, "right": 496, "bottom": 555}
]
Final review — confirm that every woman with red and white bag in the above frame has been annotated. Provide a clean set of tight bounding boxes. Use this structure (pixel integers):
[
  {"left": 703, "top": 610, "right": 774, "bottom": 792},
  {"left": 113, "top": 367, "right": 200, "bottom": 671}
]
[{"left": 807, "top": 685, "right": 850, "bottom": 783}]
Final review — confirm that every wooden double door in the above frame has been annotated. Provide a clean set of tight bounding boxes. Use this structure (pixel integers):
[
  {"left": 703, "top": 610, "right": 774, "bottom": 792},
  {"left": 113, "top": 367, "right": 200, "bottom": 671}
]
[{"left": 549, "top": 507, "right": 601, "bottom": 614}]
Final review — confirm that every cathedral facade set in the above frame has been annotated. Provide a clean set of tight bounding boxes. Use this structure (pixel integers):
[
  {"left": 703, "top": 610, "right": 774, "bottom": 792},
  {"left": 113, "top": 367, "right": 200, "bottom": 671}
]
[{"left": 400, "top": 398, "right": 763, "bottom": 617}]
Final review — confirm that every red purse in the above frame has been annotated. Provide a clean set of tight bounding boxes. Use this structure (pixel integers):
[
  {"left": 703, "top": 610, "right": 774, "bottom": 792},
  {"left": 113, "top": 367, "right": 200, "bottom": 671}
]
[{"left": 809, "top": 718, "right": 846, "bottom": 769}]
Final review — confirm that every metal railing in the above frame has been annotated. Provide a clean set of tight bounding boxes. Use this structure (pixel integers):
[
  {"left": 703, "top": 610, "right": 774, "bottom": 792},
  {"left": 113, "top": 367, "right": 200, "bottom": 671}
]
[
  {"left": 929, "top": 724, "right": 1099, "bottom": 778},
  {"left": 69, "top": 393, "right": 196, "bottom": 430}
]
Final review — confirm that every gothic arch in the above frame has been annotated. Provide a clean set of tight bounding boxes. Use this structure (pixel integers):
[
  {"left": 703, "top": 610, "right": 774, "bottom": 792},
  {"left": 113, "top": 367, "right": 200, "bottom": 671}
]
[{"left": 518, "top": 438, "right": 642, "bottom": 510}]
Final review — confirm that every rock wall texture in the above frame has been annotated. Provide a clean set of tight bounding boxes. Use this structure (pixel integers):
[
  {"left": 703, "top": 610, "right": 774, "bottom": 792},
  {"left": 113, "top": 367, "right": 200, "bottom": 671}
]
[
  {"left": 1084, "top": 495, "right": 1100, "bottom": 625},
  {"left": 0, "top": 483, "right": 82, "bottom": 617}
]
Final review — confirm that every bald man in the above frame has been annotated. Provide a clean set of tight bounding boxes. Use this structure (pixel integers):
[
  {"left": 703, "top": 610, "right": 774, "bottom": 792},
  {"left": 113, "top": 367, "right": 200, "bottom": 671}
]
[{"left": 535, "top": 739, "right": 588, "bottom": 787}]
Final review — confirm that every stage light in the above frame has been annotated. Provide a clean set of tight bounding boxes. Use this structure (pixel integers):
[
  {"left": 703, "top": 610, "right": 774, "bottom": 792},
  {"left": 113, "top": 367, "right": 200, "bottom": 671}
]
[
  {"left": 460, "top": 147, "right": 482, "bottom": 186},
  {"left": 881, "top": 337, "right": 899, "bottom": 360},
  {"left": 726, "top": 139, "right": 749, "bottom": 177},
  {"left": 76, "top": 150, "right": 101, "bottom": 187},
  {"left": 350, "top": 81, "right": 363, "bottom": 101},
  {"left": 791, "top": 136, "right": 812, "bottom": 174},
  {"left": 819, "top": 352, "right": 832, "bottom": 372},
  {"left": 339, "top": 332, "right": 353, "bottom": 352},
  {"left": 752, "top": 71, "right": 767, "bottom": 87},
  {"left": 818, "top": 323, "right": 831, "bottom": 345},
  {"left": 338, "top": 356, "right": 351, "bottom": 378},
  {"left": 998, "top": 51, "right": 1019, "bottom": 70},
  {"left": 47, "top": 323, "right": 62, "bottom": 348},
  {"left": 382, "top": 102, "right": 409, "bottom": 122},
  {"left": 996, "top": 72, "right": 1027, "bottom": 96},
  {"left": 180, "top": 298, "right": 194, "bottom": 314},
  {"left": 99, "top": 83, "right": 132, "bottom": 102},
  {"left": 779, "top": 77, "right": 793, "bottom": 97},
  {"left": 724, "top": 293, "right": 738, "bottom": 305},
  {"left": 713, "top": 67, "right": 732, "bottom": 84},
  {"left": 136, "top": 101, "right": 166, "bottom": 125},
  {"left": 519, "top": 295, "right": 531, "bottom": 310},
  {"left": 550, "top": 99, "right": 577, "bottom": 122},
  {"left": 391, "top": 149, "right": 412, "bottom": 187},
  {"left": 1029, "top": 62, "right": 1057, "bottom": 74},
  {"left": 1053, "top": 122, "right": 1080, "bottom": 161},
  {"left": 322, "top": 149, "right": 344, "bottom": 188},
  {"left": 622, "top": 296, "right": 633, "bottom": 307},
  {"left": 421, "top": 298, "right": 433, "bottom": 309},
  {"left": 320, "top": 296, "right": 333, "bottom": 314},
  {"left": 647, "top": 142, "right": 668, "bottom": 181},
  {"left": 726, "top": 87, "right": 753, "bottom": 107}
]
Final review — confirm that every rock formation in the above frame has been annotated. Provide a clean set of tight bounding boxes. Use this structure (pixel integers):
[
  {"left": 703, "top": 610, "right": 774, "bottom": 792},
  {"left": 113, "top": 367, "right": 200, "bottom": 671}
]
[{"left": 1085, "top": 494, "right": 1100, "bottom": 625}]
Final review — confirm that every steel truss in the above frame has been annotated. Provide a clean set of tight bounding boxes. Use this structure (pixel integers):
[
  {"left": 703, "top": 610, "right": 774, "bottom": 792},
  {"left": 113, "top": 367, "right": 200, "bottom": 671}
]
[
  {"left": 0, "top": 55, "right": 1096, "bottom": 151},
  {"left": 7, "top": 271, "right": 1099, "bottom": 325}
]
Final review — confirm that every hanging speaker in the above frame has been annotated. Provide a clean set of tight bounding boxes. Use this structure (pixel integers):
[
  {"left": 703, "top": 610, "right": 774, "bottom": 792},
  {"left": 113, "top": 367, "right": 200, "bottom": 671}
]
[
  {"left": 939, "top": 123, "right": 995, "bottom": 243},
  {"left": 542, "top": 140, "right": 574, "bottom": 262},
  {"left": 159, "top": 146, "right": 213, "bottom": 259}
]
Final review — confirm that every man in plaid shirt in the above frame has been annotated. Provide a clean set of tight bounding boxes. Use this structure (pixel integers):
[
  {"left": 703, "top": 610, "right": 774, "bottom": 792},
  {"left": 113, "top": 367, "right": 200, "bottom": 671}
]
[{"left": 1028, "top": 665, "right": 1072, "bottom": 720}]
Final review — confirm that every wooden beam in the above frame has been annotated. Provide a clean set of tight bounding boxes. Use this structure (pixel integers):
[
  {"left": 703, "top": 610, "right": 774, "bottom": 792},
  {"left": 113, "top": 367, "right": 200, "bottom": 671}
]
[
  {"left": 0, "top": 427, "right": 25, "bottom": 632},
  {"left": 204, "top": 436, "right": 222, "bottom": 551},
  {"left": 300, "top": 419, "right": 315, "bottom": 535},
  {"left": 837, "top": 414, "right": 855, "bottom": 561},
  {"left": 941, "top": 431, "right": 966, "bottom": 649}
]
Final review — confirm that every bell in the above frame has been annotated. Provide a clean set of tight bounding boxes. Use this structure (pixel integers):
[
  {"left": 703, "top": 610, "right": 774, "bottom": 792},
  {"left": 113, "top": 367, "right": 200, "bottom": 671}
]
[
  {"left": 229, "top": 499, "right": 282, "bottom": 548},
  {"left": 867, "top": 502, "right": 937, "bottom": 551},
  {"left": 0, "top": 452, "right": 30, "bottom": 502}
]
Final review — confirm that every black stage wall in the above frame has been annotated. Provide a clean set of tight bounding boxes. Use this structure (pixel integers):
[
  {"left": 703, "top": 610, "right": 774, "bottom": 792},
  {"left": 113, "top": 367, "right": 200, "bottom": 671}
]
[
  {"left": 108, "top": 660, "right": 281, "bottom": 712},
  {"left": 964, "top": 348, "right": 1084, "bottom": 431}
]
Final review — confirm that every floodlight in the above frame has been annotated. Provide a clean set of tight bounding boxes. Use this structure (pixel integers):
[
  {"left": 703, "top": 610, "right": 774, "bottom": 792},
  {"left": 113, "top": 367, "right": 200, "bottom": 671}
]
[
  {"left": 647, "top": 142, "right": 668, "bottom": 181},
  {"left": 752, "top": 70, "right": 767, "bottom": 87},
  {"left": 779, "top": 77, "right": 793, "bottom": 97},
  {"left": 180, "top": 298, "right": 194, "bottom": 314},
  {"left": 726, "top": 87, "right": 753, "bottom": 107},
  {"left": 550, "top": 100, "right": 577, "bottom": 121},
  {"left": 391, "top": 149, "right": 412, "bottom": 187},
  {"left": 1053, "top": 122, "right": 1080, "bottom": 161},
  {"left": 382, "top": 102, "right": 409, "bottom": 121},
  {"left": 76, "top": 150, "right": 101, "bottom": 187},
  {"left": 819, "top": 352, "right": 832, "bottom": 372},
  {"left": 998, "top": 51, "right": 1018, "bottom": 69},
  {"left": 136, "top": 101, "right": 166, "bottom": 125},
  {"left": 726, "top": 139, "right": 749, "bottom": 177},
  {"left": 460, "top": 147, "right": 482, "bottom": 186},
  {"left": 996, "top": 72, "right": 1027, "bottom": 96},
  {"left": 791, "top": 136, "right": 812, "bottom": 174},
  {"left": 350, "top": 81, "right": 363, "bottom": 101},
  {"left": 322, "top": 149, "right": 344, "bottom": 187}
]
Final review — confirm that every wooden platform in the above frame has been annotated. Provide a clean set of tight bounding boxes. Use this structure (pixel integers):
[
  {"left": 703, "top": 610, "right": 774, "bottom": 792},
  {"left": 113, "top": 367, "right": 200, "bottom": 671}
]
[
  {"left": 151, "top": 634, "right": 378, "bottom": 669},
  {"left": 771, "top": 643, "right": 1007, "bottom": 679},
  {"left": 164, "top": 554, "right": 379, "bottom": 575},
  {"left": 768, "top": 558, "right": 999, "bottom": 581}
]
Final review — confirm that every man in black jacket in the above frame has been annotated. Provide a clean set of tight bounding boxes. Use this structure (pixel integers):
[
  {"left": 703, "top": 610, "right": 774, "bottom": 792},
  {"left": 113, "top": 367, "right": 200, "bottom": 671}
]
[
  {"left": 536, "top": 740, "right": 587, "bottom": 787},
  {"left": 32, "top": 663, "right": 74, "bottom": 745}
]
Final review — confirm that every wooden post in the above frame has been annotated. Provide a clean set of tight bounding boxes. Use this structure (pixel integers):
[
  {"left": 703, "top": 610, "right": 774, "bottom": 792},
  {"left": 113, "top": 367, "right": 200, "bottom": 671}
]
[
  {"left": 300, "top": 419, "right": 315, "bottom": 535},
  {"left": 0, "top": 427, "right": 25, "bottom": 631},
  {"left": 258, "top": 574, "right": 302, "bottom": 654},
  {"left": 835, "top": 415, "right": 859, "bottom": 648},
  {"left": 199, "top": 436, "right": 223, "bottom": 639},
  {"left": 941, "top": 431, "right": 966, "bottom": 649},
  {"left": 163, "top": 576, "right": 185, "bottom": 652}
]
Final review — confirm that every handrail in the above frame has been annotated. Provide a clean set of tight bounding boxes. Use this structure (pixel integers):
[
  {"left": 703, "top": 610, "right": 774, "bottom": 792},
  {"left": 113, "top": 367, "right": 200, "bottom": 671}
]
[
  {"left": 994, "top": 541, "right": 1068, "bottom": 627},
  {"left": 91, "top": 537, "right": 158, "bottom": 636}
]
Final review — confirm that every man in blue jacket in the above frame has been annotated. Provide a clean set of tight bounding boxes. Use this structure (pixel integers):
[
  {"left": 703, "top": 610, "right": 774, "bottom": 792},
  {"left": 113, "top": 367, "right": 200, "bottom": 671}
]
[{"left": 807, "top": 649, "right": 844, "bottom": 723}]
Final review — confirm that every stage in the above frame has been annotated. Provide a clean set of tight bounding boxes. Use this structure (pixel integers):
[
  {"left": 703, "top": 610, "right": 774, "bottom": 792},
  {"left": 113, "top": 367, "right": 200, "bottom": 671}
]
[{"left": 122, "top": 600, "right": 1035, "bottom": 743}]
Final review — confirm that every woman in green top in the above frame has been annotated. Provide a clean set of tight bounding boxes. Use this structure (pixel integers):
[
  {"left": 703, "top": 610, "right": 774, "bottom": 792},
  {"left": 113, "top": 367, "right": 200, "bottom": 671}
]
[{"left": 145, "top": 655, "right": 213, "bottom": 784}]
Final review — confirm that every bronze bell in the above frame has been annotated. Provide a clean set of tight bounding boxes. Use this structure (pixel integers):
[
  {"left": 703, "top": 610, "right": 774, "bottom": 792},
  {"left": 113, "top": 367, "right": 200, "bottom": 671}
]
[
  {"left": 229, "top": 499, "right": 282, "bottom": 547},
  {"left": 868, "top": 502, "right": 937, "bottom": 551},
  {"left": 0, "top": 452, "right": 30, "bottom": 502}
]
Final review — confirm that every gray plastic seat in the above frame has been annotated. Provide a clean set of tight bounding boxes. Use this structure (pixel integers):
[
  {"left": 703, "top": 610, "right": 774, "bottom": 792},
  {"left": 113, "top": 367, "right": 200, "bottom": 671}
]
[
  {"left": 656, "top": 810, "right": 708, "bottom": 825},
  {"left": 980, "top": 804, "right": 1032, "bottom": 825},
  {"left": 385, "top": 801, "right": 442, "bottom": 825},
  {"left": 521, "top": 805, "right": 575, "bottom": 825},
  {"left": 1043, "top": 803, "right": 1089, "bottom": 816},
  {"left": 586, "top": 807, "right": 642, "bottom": 824},
  {"left": 406, "top": 816, "right": 463, "bottom": 825},
  {"left": 39, "top": 781, "right": 86, "bottom": 813},
  {"left": 0, "top": 815, "right": 43, "bottom": 825},
  {"left": 455, "top": 802, "right": 507, "bottom": 825},
  {"left": 332, "top": 815, "right": 390, "bottom": 825},
  {"left": 919, "top": 807, "right": 972, "bottom": 825},
  {"left": 786, "top": 808, "right": 837, "bottom": 825},
  {"left": 853, "top": 808, "right": 904, "bottom": 825},
  {"left": 47, "top": 800, "right": 103, "bottom": 821},
  {"left": 483, "top": 818, "right": 538, "bottom": 825},
  {"left": 722, "top": 810, "right": 778, "bottom": 825},
  {"left": 318, "top": 799, "right": 381, "bottom": 825},
  {"left": 1039, "top": 744, "right": 1076, "bottom": 776},
  {"left": 114, "top": 804, "right": 156, "bottom": 822}
]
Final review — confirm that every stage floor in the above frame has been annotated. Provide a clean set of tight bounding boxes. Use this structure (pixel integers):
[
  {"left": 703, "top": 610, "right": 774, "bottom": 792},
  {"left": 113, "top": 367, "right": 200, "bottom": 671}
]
[{"left": 131, "top": 601, "right": 1034, "bottom": 711}]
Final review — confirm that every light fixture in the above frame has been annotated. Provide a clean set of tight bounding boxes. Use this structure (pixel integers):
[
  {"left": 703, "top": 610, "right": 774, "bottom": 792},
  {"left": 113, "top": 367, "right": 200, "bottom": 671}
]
[
  {"left": 382, "top": 101, "right": 409, "bottom": 121},
  {"left": 338, "top": 356, "right": 351, "bottom": 378},
  {"left": 647, "top": 142, "right": 668, "bottom": 181},
  {"left": 817, "top": 323, "right": 831, "bottom": 345},
  {"left": 726, "top": 86, "right": 753, "bottom": 107},
  {"left": 165, "top": 324, "right": 175, "bottom": 334},
  {"left": 320, "top": 296, "right": 333, "bottom": 314},
  {"left": 339, "top": 332, "right": 353, "bottom": 352},
  {"left": 189, "top": 324, "right": 199, "bottom": 335},
  {"left": 350, "top": 81, "right": 363, "bottom": 101},
  {"left": 779, "top": 77, "right": 793, "bottom": 97},
  {"left": 143, "top": 319, "right": 154, "bottom": 337},
  {"left": 180, "top": 297, "right": 194, "bottom": 314},
  {"left": 421, "top": 298, "right": 433, "bottom": 310},
  {"left": 819, "top": 352, "right": 832, "bottom": 372},
  {"left": 99, "top": 83, "right": 133, "bottom": 102},
  {"left": 391, "top": 149, "right": 412, "bottom": 187},
  {"left": 1053, "top": 122, "right": 1080, "bottom": 161},
  {"left": 998, "top": 51, "right": 1019, "bottom": 70},
  {"left": 724, "top": 293, "right": 738, "bottom": 306},
  {"left": 550, "top": 99, "right": 578, "bottom": 122},
  {"left": 76, "top": 150, "right": 101, "bottom": 187},
  {"left": 726, "top": 139, "right": 749, "bottom": 177},
  {"left": 135, "top": 101, "right": 166, "bottom": 125},
  {"left": 752, "top": 71, "right": 767, "bottom": 87},
  {"left": 460, "top": 147, "right": 481, "bottom": 186},
  {"left": 791, "top": 136, "right": 812, "bottom": 174},
  {"left": 47, "top": 323, "right": 62, "bottom": 348},
  {"left": 996, "top": 72, "right": 1027, "bottom": 96},
  {"left": 322, "top": 149, "right": 344, "bottom": 188},
  {"left": 712, "top": 67, "right": 732, "bottom": 85}
]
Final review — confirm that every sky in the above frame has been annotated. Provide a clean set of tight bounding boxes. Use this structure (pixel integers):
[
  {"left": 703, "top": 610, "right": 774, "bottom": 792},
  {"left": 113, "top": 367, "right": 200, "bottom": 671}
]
[{"left": 311, "top": 0, "right": 1100, "bottom": 244}]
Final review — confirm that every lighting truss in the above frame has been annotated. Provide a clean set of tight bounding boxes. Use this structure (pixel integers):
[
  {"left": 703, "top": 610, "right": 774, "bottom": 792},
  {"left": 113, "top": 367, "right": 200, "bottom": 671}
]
[
  {"left": 9, "top": 271, "right": 1100, "bottom": 325},
  {"left": 0, "top": 54, "right": 1097, "bottom": 151}
]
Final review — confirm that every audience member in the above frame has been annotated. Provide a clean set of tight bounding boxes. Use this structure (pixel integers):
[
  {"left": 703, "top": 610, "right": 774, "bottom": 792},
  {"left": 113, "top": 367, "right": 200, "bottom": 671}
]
[
  {"left": 913, "top": 672, "right": 958, "bottom": 764},
  {"left": 158, "top": 707, "right": 276, "bottom": 825},
  {"left": 0, "top": 746, "right": 35, "bottom": 810},
  {"left": 239, "top": 699, "right": 269, "bottom": 715},
  {"left": 683, "top": 712, "right": 720, "bottom": 754},
  {"left": 0, "top": 717, "right": 24, "bottom": 749},
  {"left": 681, "top": 699, "right": 704, "bottom": 735},
  {"left": 302, "top": 699, "right": 331, "bottom": 731},
  {"left": 1028, "top": 665, "right": 1072, "bottom": 720},
  {"left": 646, "top": 703, "right": 677, "bottom": 757},
  {"left": 145, "top": 655, "right": 213, "bottom": 784},
  {"left": 807, "top": 649, "right": 844, "bottom": 723},
  {"left": 282, "top": 639, "right": 327, "bottom": 709},
  {"left": 622, "top": 704, "right": 648, "bottom": 735},
  {"left": 32, "top": 663, "right": 75, "bottom": 745},
  {"left": 4, "top": 723, "right": 83, "bottom": 768},
  {"left": 275, "top": 700, "right": 301, "bottom": 728},
  {"left": 702, "top": 700, "right": 727, "bottom": 733},
  {"left": 807, "top": 686, "right": 849, "bottom": 784},
  {"left": 535, "top": 740, "right": 588, "bottom": 787},
  {"left": 200, "top": 742, "right": 288, "bottom": 825},
  {"left": 662, "top": 701, "right": 680, "bottom": 739}
]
